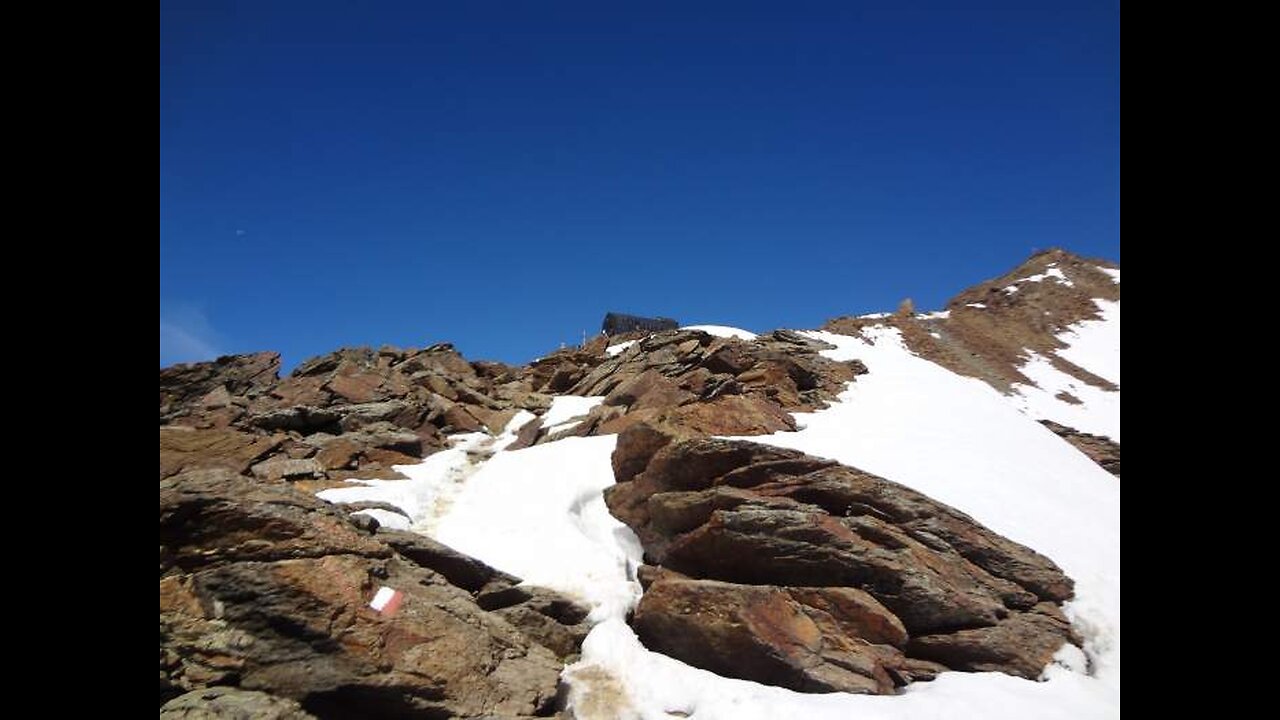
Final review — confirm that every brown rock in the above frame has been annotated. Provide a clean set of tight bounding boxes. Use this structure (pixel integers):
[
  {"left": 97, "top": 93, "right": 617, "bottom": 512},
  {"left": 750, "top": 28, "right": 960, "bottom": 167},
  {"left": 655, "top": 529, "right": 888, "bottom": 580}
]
[
  {"left": 326, "top": 365, "right": 384, "bottom": 404},
  {"left": 159, "top": 427, "right": 283, "bottom": 480},
  {"left": 249, "top": 457, "right": 323, "bottom": 481},
  {"left": 160, "top": 469, "right": 391, "bottom": 570},
  {"left": 160, "top": 352, "right": 281, "bottom": 422},
  {"left": 314, "top": 437, "right": 362, "bottom": 471},
  {"left": 633, "top": 575, "right": 902, "bottom": 694},
  {"left": 440, "top": 402, "right": 484, "bottom": 433},
  {"left": 606, "top": 427, "right": 1080, "bottom": 692},
  {"left": 669, "top": 395, "right": 797, "bottom": 435},
  {"left": 906, "top": 602, "right": 1082, "bottom": 679}
]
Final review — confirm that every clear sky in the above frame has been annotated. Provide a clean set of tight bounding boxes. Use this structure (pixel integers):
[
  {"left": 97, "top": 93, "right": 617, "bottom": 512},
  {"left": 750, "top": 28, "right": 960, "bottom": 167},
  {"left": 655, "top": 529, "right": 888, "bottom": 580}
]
[{"left": 160, "top": 1, "right": 1119, "bottom": 369}]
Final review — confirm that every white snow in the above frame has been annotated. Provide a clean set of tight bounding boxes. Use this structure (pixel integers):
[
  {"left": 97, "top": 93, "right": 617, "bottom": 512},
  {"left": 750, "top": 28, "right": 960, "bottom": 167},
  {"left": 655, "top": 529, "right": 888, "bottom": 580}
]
[
  {"left": 1020, "top": 267, "right": 1074, "bottom": 287},
  {"left": 681, "top": 325, "right": 759, "bottom": 341},
  {"left": 1100, "top": 268, "right": 1120, "bottom": 283},
  {"left": 316, "top": 411, "right": 536, "bottom": 533},
  {"left": 541, "top": 395, "right": 606, "bottom": 428},
  {"left": 606, "top": 340, "right": 638, "bottom": 356},
  {"left": 859, "top": 312, "right": 891, "bottom": 319},
  {"left": 1003, "top": 285, "right": 1019, "bottom": 294},
  {"left": 1055, "top": 300, "right": 1120, "bottom": 385},
  {"left": 918, "top": 310, "right": 950, "bottom": 320},
  {"left": 965, "top": 303, "right": 987, "bottom": 309},
  {"left": 351, "top": 508, "right": 411, "bottom": 531},
  {"left": 434, "top": 436, "right": 643, "bottom": 621}
]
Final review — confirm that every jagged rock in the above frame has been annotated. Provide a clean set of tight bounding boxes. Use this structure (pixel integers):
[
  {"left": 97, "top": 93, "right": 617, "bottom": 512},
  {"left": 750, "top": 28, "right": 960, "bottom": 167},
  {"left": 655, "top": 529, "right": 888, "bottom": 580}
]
[
  {"left": 160, "top": 352, "right": 281, "bottom": 423},
  {"left": 160, "top": 427, "right": 284, "bottom": 480},
  {"left": 550, "top": 329, "right": 861, "bottom": 442},
  {"left": 160, "top": 469, "right": 586, "bottom": 717},
  {"left": 604, "top": 424, "right": 1079, "bottom": 693},
  {"left": 906, "top": 602, "right": 1080, "bottom": 677},
  {"left": 160, "top": 687, "right": 315, "bottom": 719}
]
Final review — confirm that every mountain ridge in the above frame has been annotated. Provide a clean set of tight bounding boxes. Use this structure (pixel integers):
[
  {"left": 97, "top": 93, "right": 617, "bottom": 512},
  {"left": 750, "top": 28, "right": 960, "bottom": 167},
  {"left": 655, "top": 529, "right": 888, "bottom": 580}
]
[{"left": 159, "top": 249, "right": 1119, "bottom": 718}]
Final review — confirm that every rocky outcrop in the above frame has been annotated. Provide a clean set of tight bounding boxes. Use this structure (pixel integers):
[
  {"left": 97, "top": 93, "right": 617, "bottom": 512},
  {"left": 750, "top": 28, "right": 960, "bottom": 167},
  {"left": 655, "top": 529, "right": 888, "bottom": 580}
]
[
  {"left": 605, "top": 424, "right": 1081, "bottom": 694},
  {"left": 160, "top": 469, "right": 590, "bottom": 716},
  {"left": 1040, "top": 420, "right": 1121, "bottom": 475},
  {"left": 161, "top": 352, "right": 283, "bottom": 428},
  {"left": 160, "top": 343, "right": 560, "bottom": 484},
  {"left": 513, "top": 328, "right": 865, "bottom": 445}
]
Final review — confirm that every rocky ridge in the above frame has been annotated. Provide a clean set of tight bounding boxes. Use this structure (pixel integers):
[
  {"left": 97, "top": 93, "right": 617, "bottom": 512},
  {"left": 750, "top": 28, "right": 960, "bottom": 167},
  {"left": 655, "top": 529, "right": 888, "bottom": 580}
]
[{"left": 825, "top": 248, "right": 1119, "bottom": 395}]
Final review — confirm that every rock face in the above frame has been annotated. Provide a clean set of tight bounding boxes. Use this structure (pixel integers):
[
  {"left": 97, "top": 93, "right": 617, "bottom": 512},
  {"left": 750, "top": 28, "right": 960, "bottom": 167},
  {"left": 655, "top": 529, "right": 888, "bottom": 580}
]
[
  {"left": 160, "top": 469, "right": 590, "bottom": 716},
  {"left": 605, "top": 424, "right": 1081, "bottom": 694}
]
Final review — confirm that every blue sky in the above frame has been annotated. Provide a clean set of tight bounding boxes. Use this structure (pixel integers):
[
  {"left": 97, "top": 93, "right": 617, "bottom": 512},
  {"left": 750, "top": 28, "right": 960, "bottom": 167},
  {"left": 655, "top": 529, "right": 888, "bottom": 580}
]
[{"left": 161, "top": 1, "right": 1119, "bottom": 369}]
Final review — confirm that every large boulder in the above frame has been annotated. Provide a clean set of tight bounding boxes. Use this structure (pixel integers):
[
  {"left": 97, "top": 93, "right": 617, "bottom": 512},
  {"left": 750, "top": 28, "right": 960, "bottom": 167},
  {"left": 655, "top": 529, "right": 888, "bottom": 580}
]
[
  {"left": 160, "top": 469, "right": 588, "bottom": 717},
  {"left": 605, "top": 424, "right": 1080, "bottom": 694}
]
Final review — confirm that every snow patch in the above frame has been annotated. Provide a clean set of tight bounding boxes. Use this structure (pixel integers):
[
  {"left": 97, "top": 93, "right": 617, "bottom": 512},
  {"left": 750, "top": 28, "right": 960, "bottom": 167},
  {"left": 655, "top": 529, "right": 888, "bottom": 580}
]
[
  {"left": 1100, "top": 267, "right": 1120, "bottom": 283},
  {"left": 351, "top": 508, "right": 410, "bottom": 531},
  {"left": 965, "top": 303, "right": 987, "bottom": 309},
  {"left": 316, "top": 411, "right": 536, "bottom": 533},
  {"left": 1021, "top": 267, "right": 1074, "bottom": 287},
  {"left": 681, "top": 325, "right": 758, "bottom": 340},
  {"left": 918, "top": 310, "right": 950, "bottom": 320},
  {"left": 542, "top": 395, "right": 606, "bottom": 428},
  {"left": 606, "top": 340, "right": 638, "bottom": 356}
]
